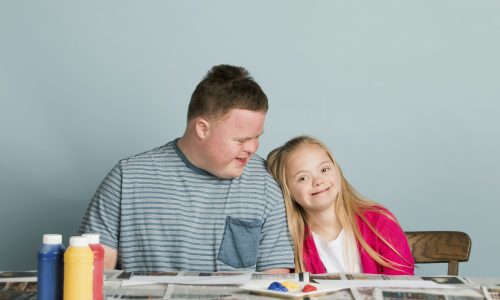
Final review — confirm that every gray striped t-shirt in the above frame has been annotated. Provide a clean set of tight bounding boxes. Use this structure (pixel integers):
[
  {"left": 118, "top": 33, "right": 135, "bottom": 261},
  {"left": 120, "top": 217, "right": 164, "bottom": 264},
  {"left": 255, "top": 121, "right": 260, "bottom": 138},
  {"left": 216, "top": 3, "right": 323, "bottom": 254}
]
[{"left": 80, "top": 139, "right": 294, "bottom": 272}]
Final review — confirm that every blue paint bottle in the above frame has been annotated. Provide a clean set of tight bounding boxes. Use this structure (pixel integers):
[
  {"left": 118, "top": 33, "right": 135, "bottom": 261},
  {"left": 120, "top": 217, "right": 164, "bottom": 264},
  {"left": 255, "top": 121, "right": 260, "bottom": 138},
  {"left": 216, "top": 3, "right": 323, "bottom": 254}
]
[{"left": 37, "top": 234, "right": 65, "bottom": 300}]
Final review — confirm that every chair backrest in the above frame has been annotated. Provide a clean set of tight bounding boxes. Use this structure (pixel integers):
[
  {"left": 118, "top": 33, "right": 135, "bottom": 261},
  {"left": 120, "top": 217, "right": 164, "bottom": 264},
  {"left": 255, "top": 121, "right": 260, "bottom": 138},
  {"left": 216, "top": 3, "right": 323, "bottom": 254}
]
[{"left": 405, "top": 231, "right": 471, "bottom": 276}]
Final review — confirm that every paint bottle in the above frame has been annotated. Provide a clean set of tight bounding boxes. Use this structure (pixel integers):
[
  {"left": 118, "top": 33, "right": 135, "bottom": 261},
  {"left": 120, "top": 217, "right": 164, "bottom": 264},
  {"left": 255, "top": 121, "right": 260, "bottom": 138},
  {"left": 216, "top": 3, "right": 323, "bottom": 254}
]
[
  {"left": 82, "top": 234, "right": 104, "bottom": 300},
  {"left": 63, "top": 236, "right": 93, "bottom": 300},
  {"left": 37, "top": 234, "right": 65, "bottom": 300}
]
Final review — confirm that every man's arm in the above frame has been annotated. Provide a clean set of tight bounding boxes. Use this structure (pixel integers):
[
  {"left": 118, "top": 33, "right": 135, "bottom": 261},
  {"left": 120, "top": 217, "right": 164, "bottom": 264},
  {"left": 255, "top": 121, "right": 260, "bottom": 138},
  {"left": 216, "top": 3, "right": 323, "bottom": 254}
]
[
  {"left": 103, "top": 245, "right": 118, "bottom": 270},
  {"left": 80, "top": 163, "right": 123, "bottom": 270},
  {"left": 264, "top": 268, "right": 290, "bottom": 274},
  {"left": 255, "top": 173, "right": 296, "bottom": 272}
]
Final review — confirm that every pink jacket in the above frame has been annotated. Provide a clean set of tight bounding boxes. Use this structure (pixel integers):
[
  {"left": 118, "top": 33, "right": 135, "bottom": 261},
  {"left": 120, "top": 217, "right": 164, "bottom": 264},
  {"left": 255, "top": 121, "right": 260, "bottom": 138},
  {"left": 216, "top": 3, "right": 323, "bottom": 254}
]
[{"left": 303, "top": 208, "right": 414, "bottom": 275}]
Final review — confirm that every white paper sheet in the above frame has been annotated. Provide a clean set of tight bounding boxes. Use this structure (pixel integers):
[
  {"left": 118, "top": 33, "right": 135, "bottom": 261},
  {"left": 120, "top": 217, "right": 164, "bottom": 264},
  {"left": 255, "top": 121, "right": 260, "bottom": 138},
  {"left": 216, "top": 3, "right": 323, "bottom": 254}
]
[
  {"left": 314, "top": 279, "right": 456, "bottom": 289},
  {"left": 0, "top": 271, "right": 37, "bottom": 282},
  {"left": 121, "top": 272, "right": 252, "bottom": 286},
  {"left": 0, "top": 277, "right": 37, "bottom": 283}
]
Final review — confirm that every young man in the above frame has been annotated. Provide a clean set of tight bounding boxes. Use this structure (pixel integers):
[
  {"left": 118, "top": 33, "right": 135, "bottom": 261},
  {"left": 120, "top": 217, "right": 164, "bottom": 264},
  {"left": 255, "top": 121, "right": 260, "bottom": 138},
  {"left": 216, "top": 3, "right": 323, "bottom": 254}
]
[{"left": 80, "top": 65, "right": 294, "bottom": 273}]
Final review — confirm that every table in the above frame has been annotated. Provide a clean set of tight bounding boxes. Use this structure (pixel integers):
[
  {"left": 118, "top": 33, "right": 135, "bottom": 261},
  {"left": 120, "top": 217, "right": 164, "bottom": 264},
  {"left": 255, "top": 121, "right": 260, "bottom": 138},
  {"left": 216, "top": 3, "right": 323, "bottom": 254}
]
[{"left": 1, "top": 270, "right": 499, "bottom": 299}]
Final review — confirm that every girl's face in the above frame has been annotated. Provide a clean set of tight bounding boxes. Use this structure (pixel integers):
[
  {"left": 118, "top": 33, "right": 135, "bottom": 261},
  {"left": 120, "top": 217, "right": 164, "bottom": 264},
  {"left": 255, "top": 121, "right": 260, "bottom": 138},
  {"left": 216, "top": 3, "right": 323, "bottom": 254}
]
[{"left": 285, "top": 144, "right": 341, "bottom": 214}]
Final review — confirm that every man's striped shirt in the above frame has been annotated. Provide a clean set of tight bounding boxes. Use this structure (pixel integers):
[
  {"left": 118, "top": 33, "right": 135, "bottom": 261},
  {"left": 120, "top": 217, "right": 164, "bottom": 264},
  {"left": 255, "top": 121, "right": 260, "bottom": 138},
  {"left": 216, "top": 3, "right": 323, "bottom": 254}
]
[{"left": 80, "top": 139, "right": 294, "bottom": 272}]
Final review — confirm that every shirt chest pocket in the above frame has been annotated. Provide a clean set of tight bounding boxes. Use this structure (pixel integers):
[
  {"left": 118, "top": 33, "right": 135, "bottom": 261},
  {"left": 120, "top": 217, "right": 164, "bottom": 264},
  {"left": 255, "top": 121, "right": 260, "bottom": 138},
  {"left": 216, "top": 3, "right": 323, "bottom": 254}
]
[{"left": 217, "top": 216, "right": 262, "bottom": 268}]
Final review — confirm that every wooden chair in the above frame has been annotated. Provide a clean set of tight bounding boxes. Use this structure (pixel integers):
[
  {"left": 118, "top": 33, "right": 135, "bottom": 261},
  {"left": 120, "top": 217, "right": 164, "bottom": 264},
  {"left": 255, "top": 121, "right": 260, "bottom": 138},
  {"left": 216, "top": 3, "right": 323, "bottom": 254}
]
[{"left": 405, "top": 231, "right": 471, "bottom": 276}]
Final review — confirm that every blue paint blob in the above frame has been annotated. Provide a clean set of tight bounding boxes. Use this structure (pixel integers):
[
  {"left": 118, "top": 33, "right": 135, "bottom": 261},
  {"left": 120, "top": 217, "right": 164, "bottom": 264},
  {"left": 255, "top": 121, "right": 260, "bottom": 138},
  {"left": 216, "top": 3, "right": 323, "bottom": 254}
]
[{"left": 268, "top": 281, "right": 288, "bottom": 292}]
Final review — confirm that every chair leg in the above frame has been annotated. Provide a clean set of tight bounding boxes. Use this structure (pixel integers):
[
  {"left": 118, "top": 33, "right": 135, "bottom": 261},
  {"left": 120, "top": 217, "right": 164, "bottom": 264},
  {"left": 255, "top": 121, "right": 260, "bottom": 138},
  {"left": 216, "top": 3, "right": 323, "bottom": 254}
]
[{"left": 448, "top": 261, "right": 459, "bottom": 276}]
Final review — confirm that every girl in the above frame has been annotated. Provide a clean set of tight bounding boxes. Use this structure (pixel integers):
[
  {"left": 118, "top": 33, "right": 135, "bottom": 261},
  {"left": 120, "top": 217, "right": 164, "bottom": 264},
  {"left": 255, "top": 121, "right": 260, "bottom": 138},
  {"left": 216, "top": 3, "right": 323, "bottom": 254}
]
[{"left": 267, "top": 136, "right": 414, "bottom": 274}]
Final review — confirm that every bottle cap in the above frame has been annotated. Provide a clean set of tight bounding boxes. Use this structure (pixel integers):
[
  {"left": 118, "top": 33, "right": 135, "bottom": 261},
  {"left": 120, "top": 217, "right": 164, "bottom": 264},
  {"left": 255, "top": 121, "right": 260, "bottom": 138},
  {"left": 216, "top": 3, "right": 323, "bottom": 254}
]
[
  {"left": 43, "top": 234, "right": 62, "bottom": 245},
  {"left": 82, "top": 233, "right": 100, "bottom": 244},
  {"left": 69, "top": 236, "right": 89, "bottom": 247}
]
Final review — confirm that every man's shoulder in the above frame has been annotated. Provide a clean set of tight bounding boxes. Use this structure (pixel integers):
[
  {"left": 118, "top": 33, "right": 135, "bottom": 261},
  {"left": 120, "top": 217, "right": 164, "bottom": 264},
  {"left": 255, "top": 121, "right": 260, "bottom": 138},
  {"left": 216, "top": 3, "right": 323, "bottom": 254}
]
[
  {"left": 119, "top": 140, "right": 177, "bottom": 166},
  {"left": 243, "top": 154, "right": 274, "bottom": 179},
  {"left": 246, "top": 153, "right": 266, "bottom": 168},
  {"left": 240, "top": 154, "right": 283, "bottom": 199}
]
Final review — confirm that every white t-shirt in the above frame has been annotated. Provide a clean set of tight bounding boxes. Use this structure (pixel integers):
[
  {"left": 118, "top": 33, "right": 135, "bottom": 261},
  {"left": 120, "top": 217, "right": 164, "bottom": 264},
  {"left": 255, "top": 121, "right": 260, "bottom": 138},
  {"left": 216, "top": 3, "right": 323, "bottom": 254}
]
[{"left": 312, "top": 229, "right": 362, "bottom": 273}]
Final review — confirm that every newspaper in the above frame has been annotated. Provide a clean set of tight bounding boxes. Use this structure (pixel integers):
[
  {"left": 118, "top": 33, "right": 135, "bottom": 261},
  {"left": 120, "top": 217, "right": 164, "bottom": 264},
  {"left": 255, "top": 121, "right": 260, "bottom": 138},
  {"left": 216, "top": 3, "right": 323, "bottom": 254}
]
[
  {"left": 102, "top": 271, "right": 307, "bottom": 299},
  {"left": 310, "top": 273, "right": 483, "bottom": 300},
  {"left": 106, "top": 272, "right": 477, "bottom": 299},
  {"left": 310, "top": 273, "right": 468, "bottom": 283},
  {"left": 373, "top": 288, "right": 487, "bottom": 300},
  {"left": 0, "top": 281, "right": 37, "bottom": 300},
  {"left": 482, "top": 286, "right": 500, "bottom": 300},
  {"left": 1, "top": 270, "right": 498, "bottom": 300},
  {"left": 122, "top": 272, "right": 252, "bottom": 286},
  {"left": 0, "top": 271, "right": 37, "bottom": 283}
]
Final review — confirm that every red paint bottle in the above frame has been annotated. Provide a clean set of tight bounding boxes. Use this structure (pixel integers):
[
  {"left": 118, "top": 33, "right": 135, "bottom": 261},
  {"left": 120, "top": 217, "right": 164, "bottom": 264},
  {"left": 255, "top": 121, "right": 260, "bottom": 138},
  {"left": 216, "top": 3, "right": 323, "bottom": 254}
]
[{"left": 82, "top": 234, "right": 104, "bottom": 300}]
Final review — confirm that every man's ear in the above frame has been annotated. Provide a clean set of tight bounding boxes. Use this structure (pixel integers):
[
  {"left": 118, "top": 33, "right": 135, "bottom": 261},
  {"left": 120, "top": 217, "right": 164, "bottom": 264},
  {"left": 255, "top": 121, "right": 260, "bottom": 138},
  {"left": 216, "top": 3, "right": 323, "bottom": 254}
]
[{"left": 195, "top": 118, "right": 211, "bottom": 140}]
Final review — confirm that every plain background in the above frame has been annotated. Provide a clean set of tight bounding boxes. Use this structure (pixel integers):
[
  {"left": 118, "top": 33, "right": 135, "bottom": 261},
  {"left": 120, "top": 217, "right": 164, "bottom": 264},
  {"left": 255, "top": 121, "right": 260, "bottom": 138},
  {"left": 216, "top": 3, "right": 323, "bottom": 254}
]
[{"left": 1, "top": 1, "right": 499, "bottom": 276}]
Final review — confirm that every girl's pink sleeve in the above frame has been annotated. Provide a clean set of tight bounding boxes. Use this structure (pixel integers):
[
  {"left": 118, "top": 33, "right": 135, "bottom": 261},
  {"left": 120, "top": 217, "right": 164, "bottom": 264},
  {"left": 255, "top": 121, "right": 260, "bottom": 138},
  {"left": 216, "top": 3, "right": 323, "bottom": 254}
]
[{"left": 374, "top": 211, "right": 415, "bottom": 275}]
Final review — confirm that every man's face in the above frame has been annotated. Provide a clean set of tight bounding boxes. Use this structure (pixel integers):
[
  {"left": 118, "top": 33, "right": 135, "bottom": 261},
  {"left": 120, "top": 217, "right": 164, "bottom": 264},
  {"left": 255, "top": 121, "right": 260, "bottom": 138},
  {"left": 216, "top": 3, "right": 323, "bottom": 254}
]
[{"left": 202, "top": 108, "right": 265, "bottom": 179}]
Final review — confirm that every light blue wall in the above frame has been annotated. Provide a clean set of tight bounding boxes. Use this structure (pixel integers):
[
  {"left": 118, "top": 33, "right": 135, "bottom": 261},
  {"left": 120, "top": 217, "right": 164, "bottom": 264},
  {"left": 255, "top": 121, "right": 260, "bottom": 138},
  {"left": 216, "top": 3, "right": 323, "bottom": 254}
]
[{"left": 1, "top": 1, "right": 499, "bottom": 276}]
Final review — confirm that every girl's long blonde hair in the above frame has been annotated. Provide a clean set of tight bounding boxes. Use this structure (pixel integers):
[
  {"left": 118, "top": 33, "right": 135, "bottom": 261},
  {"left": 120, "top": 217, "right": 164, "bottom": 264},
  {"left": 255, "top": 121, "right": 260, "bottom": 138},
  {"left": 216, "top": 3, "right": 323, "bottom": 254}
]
[{"left": 267, "top": 135, "right": 411, "bottom": 273}]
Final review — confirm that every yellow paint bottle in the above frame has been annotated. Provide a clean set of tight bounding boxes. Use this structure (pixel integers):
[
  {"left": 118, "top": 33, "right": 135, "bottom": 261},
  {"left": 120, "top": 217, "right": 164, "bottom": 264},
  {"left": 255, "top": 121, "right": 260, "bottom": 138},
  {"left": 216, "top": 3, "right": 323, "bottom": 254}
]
[{"left": 63, "top": 236, "right": 94, "bottom": 300}]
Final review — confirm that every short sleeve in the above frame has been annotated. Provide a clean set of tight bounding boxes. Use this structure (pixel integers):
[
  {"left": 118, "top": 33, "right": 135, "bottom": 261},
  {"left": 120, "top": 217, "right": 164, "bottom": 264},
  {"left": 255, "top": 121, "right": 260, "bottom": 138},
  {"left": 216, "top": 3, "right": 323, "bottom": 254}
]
[
  {"left": 255, "top": 173, "right": 295, "bottom": 271},
  {"left": 79, "top": 162, "right": 122, "bottom": 249}
]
